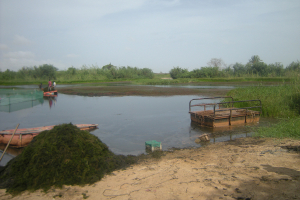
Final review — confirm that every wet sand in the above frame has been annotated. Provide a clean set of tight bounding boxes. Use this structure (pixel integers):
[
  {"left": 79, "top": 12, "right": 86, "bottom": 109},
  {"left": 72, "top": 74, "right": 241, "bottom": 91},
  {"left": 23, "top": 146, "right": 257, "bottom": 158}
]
[{"left": 1, "top": 137, "right": 299, "bottom": 200}]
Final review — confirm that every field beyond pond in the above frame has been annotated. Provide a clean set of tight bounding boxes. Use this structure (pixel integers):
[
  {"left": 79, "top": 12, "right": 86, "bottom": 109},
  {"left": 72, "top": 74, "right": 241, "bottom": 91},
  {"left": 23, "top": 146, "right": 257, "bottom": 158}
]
[{"left": 58, "top": 84, "right": 231, "bottom": 96}]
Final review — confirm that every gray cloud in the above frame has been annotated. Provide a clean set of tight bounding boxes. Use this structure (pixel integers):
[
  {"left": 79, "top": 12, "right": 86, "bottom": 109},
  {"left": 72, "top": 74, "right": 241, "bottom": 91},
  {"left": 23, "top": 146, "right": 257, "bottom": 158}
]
[
  {"left": 13, "top": 35, "right": 32, "bottom": 45},
  {"left": 0, "top": 0, "right": 299, "bottom": 72}
]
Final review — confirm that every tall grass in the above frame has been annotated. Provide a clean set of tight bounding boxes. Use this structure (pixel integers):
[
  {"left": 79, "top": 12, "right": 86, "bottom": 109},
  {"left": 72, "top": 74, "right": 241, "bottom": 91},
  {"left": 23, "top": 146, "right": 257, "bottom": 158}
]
[
  {"left": 227, "top": 84, "right": 298, "bottom": 117},
  {"left": 227, "top": 77, "right": 300, "bottom": 138}
]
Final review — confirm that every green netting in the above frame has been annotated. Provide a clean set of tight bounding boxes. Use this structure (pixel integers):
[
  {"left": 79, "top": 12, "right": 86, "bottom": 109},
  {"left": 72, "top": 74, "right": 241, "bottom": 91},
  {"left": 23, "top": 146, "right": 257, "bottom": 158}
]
[{"left": 0, "top": 89, "right": 44, "bottom": 112}]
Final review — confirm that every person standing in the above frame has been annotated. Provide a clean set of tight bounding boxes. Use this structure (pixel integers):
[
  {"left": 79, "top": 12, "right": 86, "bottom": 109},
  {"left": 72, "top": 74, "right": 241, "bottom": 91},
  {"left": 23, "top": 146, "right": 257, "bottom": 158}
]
[{"left": 48, "top": 79, "right": 52, "bottom": 91}]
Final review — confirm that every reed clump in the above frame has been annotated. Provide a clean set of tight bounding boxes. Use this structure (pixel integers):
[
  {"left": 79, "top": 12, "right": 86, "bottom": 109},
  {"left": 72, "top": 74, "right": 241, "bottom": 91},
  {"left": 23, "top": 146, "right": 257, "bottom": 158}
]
[
  {"left": 0, "top": 123, "right": 138, "bottom": 194},
  {"left": 227, "top": 77, "right": 300, "bottom": 138},
  {"left": 227, "top": 83, "right": 299, "bottom": 118}
]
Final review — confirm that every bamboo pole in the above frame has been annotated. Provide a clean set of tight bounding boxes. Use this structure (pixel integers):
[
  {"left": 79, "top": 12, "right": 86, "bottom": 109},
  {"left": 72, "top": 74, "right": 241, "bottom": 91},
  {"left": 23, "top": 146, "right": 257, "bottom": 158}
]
[{"left": 0, "top": 124, "right": 20, "bottom": 162}]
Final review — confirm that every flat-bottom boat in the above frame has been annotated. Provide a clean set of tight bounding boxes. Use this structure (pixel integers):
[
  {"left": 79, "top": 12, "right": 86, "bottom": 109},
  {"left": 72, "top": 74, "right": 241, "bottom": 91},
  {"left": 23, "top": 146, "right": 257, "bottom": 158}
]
[
  {"left": 0, "top": 124, "right": 98, "bottom": 148},
  {"left": 43, "top": 90, "right": 58, "bottom": 97}
]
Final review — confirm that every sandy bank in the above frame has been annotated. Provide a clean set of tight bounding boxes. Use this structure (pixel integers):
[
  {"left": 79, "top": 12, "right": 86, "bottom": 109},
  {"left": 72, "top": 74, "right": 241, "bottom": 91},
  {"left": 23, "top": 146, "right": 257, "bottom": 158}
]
[{"left": 0, "top": 137, "right": 299, "bottom": 200}]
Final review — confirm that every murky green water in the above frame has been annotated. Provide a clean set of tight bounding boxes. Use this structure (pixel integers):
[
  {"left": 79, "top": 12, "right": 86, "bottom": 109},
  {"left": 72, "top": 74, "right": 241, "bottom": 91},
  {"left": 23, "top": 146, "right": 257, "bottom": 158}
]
[{"left": 0, "top": 84, "right": 275, "bottom": 166}]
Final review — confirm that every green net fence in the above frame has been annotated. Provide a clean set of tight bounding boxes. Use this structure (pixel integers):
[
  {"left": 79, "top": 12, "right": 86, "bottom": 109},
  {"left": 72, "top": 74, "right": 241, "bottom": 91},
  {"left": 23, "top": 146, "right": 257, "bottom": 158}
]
[{"left": 0, "top": 89, "right": 44, "bottom": 112}]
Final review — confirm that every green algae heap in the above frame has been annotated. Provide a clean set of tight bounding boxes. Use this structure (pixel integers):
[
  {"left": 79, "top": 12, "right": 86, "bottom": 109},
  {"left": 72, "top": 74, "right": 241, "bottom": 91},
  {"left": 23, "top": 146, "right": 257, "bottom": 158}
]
[{"left": 0, "top": 123, "right": 137, "bottom": 194}]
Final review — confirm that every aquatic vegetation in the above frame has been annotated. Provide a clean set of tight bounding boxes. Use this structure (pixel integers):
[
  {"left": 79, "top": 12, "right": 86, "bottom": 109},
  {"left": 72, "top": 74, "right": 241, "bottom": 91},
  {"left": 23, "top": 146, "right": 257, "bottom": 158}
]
[
  {"left": 254, "top": 117, "right": 300, "bottom": 139},
  {"left": 0, "top": 123, "right": 138, "bottom": 194},
  {"left": 227, "top": 77, "right": 300, "bottom": 138},
  {"left": 227, "top": 84, "right": 299, "bottom": 118}
]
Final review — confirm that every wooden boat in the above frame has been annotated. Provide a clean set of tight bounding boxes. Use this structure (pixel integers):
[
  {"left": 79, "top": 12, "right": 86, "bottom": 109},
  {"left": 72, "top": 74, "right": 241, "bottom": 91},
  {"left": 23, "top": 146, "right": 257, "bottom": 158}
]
[
  {"left": 43, "top": 90, "right": 58, "bottom": 97},
  {"left": 189, "top": 97, "right": 261, "bottom": 128},
  {"left": 0, "top": 124, "right": 98, "bottom": 148}
]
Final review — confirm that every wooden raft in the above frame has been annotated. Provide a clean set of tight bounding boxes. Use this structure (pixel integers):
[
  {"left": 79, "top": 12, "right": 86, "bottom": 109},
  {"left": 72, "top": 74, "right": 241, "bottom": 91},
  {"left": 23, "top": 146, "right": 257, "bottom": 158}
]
[{"left": 189, "top": 97, "right": 261, "bottom": 128}]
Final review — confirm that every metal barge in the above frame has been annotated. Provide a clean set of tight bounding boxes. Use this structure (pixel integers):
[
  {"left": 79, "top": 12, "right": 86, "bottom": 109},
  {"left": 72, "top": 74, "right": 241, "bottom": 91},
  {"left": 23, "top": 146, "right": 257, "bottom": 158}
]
[{"left": 189, "top": 97, "right": 261, "bottom": 128}]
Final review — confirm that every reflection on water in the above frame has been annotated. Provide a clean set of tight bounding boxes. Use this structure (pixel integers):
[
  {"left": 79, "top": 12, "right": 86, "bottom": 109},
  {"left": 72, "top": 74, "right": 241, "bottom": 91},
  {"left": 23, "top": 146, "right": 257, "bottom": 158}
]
[
  {"left": 0, "top": 90, "right": 276, "bottom": 166},
  {"left": 189, "top": 122, "right": 255, "bottom": 144},
  {"left": 43, "top": 96, "right": 57, "bottom": 109}
]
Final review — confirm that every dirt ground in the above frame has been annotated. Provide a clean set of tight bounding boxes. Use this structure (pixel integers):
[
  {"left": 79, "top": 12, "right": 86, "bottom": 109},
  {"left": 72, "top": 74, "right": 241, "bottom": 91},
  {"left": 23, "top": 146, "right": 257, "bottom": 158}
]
[{"left": 1, "top": 137, "right": 299, "bottom": 200}]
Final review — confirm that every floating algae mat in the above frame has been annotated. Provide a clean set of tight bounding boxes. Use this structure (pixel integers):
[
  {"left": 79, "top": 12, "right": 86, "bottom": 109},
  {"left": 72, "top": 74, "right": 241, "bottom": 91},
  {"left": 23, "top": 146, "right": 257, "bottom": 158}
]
[{"left": 0, "top": 123, "right": 137, "bottom": 194}]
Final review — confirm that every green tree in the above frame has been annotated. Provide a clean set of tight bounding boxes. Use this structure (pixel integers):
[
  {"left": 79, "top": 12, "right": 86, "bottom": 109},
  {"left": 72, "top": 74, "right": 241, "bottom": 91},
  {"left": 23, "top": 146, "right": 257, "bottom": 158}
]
[
  {"left": 38, "top": 64, "right": 58, "bottom": 79},
  {"left": 169, "top": 67, "right": 189, "bottom": 79},
  {"left": 268, "top": 62, "right": 284, "bottom": 77},
  {"left": 102, "top": 63, "right": 116, "bottom": 70},
  {"left": 67, "top": 67, "right": 77, "bottom": 75},
  {"left": 286, "top": 61, "right": 300, "bottom": 72},
  {"left": 207, "top": 58, "right": 226, "bottom": 69},
  {"left": 248, "top": 55, "right": 262, "bottom": 65},
  {"left": 232, "top": 63, "right": 246, "bottom": 77},
  {"left": 1, "top": 69, "right": 17, "bottom": 80}
]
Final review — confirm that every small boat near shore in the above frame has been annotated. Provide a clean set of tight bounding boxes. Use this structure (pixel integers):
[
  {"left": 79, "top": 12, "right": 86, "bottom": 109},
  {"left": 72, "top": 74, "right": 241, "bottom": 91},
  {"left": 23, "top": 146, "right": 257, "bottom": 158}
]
[
  {"left": 43, "top": 90, "right": 58, "bottom": 97},
  {"left": 0, "top": 124, "right": 98, "bottom": 148}
]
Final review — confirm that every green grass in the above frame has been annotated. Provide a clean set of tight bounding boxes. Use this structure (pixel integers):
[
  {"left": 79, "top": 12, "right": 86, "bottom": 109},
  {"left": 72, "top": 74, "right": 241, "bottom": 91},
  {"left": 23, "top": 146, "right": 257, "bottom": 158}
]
[
  {"left": 0, "top": 77, "right": 292, "bottom": 86},
  {"left": 227, "top": 85, "right": 298, "bottom": 118},
  {"left": 254, "top": 117, "right": 300, "bottom": 139},
  {"left": 226, "top": 77, "right": 300, "bottom": 138}
]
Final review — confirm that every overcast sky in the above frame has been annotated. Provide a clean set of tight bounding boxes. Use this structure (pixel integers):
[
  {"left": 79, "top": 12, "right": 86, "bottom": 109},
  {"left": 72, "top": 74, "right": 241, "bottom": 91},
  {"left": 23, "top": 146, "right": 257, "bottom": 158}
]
[{"left": 1, "top": 0, "right": 300, "bottom": 73}]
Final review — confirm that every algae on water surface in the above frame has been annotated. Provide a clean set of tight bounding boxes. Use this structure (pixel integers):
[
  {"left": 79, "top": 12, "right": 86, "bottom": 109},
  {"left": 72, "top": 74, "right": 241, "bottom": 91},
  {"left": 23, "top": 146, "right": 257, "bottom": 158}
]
[{"left": 0, "top": 123, "right": 137, "bottom": 194}]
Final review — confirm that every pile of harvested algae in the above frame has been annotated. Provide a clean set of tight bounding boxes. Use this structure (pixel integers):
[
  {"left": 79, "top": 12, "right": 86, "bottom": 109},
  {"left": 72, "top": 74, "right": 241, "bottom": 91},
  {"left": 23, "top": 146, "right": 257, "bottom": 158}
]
[{"left": 0, "top": 123, "right": 137, "bottom": 194}]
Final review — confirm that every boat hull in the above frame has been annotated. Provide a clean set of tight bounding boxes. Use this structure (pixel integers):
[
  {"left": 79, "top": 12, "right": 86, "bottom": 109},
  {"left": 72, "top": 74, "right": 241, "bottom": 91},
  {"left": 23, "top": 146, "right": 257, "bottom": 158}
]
[
  {"left": 0, "top": 124, "right": 98, "bottom": 148},
  {"left": 44, "top": 90, "right": 58, "bottom": 97}
]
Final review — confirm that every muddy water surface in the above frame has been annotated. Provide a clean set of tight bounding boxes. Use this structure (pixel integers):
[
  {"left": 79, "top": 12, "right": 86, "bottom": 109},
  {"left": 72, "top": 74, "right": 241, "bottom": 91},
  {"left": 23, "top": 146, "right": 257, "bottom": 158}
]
[{"left": 0, "top": 84, "right": 274, "bottom": 166}]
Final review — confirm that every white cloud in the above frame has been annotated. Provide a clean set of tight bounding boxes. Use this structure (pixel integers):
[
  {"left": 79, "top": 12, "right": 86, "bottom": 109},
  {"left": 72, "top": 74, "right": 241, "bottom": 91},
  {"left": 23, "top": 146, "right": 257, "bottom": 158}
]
[
  {"left": 150, "top": 0, "right": 181, "bottom": 7},
  {"left": 0, "top": 44, "right": 8, "bottom": 50},
  {"left": 4, "top": 51, "right": 35, "bottom": 60},
  {"left": 1, "top": 51, "right": 36, "bottom": 70},
  {"left": 66, "top": 54, "right": 79, "bottom": 58},
  {"left": 13, "top": 35, "right": 32, "bottom": 45},
  {"left": 0, "top": 0, "right": 299, "bottom": 72},
  {"left": 0, "top": 51, "right": 68, "bottom": 71}
]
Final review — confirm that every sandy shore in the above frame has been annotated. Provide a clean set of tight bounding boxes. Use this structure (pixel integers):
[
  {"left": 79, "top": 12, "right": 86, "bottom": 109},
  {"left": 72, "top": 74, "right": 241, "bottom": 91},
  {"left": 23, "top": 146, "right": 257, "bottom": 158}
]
[{"left": 0, "top": 137, "right": 299, "bottom": 200}]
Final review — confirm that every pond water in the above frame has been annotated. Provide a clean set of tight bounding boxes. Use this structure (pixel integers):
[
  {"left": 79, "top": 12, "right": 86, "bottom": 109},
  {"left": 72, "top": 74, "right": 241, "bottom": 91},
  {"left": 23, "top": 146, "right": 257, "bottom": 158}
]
[{"left": 0, "top": 84, "right": 268, "bottom": 166}]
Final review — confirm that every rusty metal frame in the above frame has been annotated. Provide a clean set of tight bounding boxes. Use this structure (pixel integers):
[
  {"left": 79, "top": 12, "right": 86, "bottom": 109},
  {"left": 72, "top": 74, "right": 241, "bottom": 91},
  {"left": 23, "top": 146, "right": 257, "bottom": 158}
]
[
  {"left": 189, "top": 96, "right": 233, "bottom": 112},
  {"left": 213, "top": 100, "right": 262, "bottom": 119}
]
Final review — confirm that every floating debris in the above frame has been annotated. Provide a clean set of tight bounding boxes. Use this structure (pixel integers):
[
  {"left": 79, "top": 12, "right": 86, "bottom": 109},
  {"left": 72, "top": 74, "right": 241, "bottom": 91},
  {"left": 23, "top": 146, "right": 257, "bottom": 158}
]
[
  {"left": 195, "top": 134, "right": 210, "bottom": 143},
  {"left": 145, "top": 140, "right": 162, "bottom": 152}
]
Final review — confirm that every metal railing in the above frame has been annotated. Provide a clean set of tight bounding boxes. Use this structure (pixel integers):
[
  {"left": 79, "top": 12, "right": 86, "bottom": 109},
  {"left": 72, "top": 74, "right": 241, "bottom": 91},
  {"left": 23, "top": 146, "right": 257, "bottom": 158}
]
[
  {"left": 212, "top": 100, "right": 262, "bottom": 124},
  {"left": 190, "top": 97, "right": 262, "bottom": 119},
  {"left": 189, "top": 96, "right": 233, "bottom": 112}
]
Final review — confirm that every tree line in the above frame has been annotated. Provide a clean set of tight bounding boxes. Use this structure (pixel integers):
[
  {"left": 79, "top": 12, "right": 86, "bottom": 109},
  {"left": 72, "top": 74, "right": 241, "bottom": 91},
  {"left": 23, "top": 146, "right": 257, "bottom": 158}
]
[
  {"left": 1, "top": 55, "right": 299, "bottom": 81},
  {"left": 0, "top": 63, "right": 154, "bottom": 81},
  {"left": 170, "top": 55, "right": 300, "bottom": 79}
]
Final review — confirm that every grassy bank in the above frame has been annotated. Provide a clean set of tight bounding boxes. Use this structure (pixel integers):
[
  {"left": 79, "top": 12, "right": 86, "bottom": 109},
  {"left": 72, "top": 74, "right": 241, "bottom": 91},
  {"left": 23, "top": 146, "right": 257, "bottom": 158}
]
[
  {"left": 226, "top": 78, "right": 300, "bottom": 138},
  {"left": 0, "top": 76, "right": 292, "bottom": 86},
  {"left": 133, "top": 77, "right": 291, "bottom": 85},
  {"left": 255, "top": 117, "right": 300, "bottom": 139}
]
